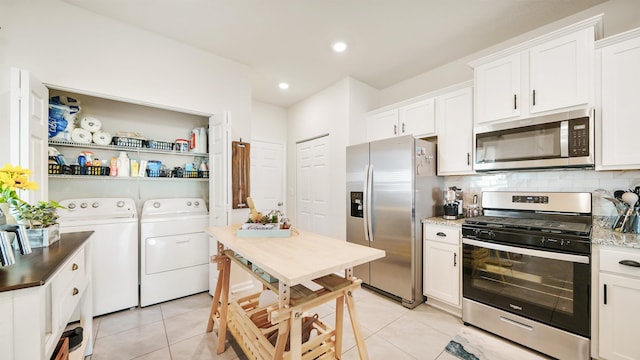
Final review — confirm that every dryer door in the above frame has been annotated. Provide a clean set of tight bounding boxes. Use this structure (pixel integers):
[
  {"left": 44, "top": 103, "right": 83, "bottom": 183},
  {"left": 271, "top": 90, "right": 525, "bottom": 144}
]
[{"left": 145, "top": 231, "right": 209, "bottom": 274}]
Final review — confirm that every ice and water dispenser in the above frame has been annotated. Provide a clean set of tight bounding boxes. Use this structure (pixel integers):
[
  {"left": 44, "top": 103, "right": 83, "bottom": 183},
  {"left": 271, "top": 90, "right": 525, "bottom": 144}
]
[{"left": 350, "top": 192, "right": 363, "bottom": 218}]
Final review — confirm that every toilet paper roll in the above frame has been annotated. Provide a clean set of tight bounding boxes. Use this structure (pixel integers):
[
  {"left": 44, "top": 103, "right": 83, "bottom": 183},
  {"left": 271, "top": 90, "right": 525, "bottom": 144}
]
[
  {"left": 71, "top": 128, "right": 92, "bottom": 144},
  {"left": 92, "top": 131, "right": 112, "bottom": 146},
  {"left": 80, "top": 116, "right": 102, "bottom": 133}
]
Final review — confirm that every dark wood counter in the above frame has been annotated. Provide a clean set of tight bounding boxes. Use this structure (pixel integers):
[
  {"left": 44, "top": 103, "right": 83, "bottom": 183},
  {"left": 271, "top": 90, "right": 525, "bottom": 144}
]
[{"left": 0, "top": 231, "right": 93, "bottom": 292}]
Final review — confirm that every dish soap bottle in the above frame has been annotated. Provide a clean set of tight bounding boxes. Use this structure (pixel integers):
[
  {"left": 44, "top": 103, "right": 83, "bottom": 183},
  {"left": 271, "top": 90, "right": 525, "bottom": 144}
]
[{"left": 116, "top": 151, "right": 130, "bottom": 177}]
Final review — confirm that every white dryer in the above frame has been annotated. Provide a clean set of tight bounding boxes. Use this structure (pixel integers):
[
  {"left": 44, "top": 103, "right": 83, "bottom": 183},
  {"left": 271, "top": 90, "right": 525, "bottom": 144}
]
[
  {"left": 57, "top": 198, "right": 139, "bottom": 316},
  {"left": 140, "top": 198, "right": 210, "bottom": 306}
]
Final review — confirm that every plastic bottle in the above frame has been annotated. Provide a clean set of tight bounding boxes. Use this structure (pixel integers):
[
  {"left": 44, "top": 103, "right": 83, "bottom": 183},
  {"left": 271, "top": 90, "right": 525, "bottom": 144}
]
[
  {"left": 116, "top": 152, "right": 130, "bottom": 177},
  {"left": 109, "top": 157, "right": 117, "bottom": 176},
  {"left": 130, "top": 159, "right": 139, "bottom": 177}
]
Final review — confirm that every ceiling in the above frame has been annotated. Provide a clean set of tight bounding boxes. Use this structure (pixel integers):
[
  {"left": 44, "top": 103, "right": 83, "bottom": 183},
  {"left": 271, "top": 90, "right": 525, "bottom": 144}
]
[{"left": 62, "top": 0, "right": 606, "bottom": 108}]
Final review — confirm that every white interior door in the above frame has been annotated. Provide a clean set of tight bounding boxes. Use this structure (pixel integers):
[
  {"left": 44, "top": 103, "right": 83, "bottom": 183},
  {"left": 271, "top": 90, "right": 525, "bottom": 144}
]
[
  {"left": 209, "top": 112, "right": 229, "bottom": 227},
  {"left": 250, "top": 140, "right": 284, "bottom": 212},
  {"left": 10, "top": 68, "right": 48, "bottom": 203},
  {"left": 296, "top": 135, "right": 330, "bottom": 234}
]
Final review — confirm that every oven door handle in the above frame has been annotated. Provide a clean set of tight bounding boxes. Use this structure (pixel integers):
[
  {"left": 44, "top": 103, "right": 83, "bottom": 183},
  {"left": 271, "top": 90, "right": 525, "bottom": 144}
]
[{"left": 462, "top": 238, "right": 590, "bottom": 264}]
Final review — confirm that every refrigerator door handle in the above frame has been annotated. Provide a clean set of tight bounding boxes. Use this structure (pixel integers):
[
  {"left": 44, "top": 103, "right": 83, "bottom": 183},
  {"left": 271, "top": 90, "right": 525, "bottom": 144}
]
[
  {"left": 363, "top": 164, "right": 370, "bottom": 242},
  {"left": 366, "top": 164, "right": 374, "bottom": 242}
]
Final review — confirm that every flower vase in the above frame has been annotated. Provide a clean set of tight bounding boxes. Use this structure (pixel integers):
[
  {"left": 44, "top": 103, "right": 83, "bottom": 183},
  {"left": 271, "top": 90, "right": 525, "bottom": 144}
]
[
  {"left": 0, "top": 202, "right": 18, "bottom": 225},
  {"left": 0, "top": 202, "right": 19, "bottom": 250}
]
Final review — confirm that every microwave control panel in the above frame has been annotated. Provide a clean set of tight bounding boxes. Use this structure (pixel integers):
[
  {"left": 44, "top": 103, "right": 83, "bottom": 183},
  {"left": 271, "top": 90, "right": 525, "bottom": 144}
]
[{"left": 568, "top": 117, "right": 589, "bottom": 157}]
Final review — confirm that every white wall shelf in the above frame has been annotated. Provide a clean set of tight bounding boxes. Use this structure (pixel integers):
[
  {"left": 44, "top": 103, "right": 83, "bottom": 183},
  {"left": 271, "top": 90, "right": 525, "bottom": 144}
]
[{"left": 48, "top": 139, "right": 207, "bottom": 157}]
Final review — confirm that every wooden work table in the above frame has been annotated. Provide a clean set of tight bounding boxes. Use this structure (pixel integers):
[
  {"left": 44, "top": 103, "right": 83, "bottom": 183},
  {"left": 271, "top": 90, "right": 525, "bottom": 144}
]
[{"left": 205, "top": 225, "right": 385, "bottom": 360}]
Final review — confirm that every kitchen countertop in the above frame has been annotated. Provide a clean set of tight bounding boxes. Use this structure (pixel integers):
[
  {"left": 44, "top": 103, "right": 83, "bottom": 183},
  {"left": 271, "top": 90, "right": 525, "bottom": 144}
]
[
  {"left": 422, "top": 216, "right": 467, "bottom": 227},
  {"left": 592, "top": 216, "right": 640, "bottom": 249},
  {"left": 0, "top": 231, "right": 93, "bottom": 292},
  {"left": 423, "top": 215, "right": 640, "bottom": 250},
  {"left": 206, "top": 225, "right": 385, "bottom": 286}
]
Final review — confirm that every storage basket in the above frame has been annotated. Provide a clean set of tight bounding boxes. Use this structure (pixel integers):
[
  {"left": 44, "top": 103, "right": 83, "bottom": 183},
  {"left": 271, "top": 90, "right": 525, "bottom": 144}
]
[
  {"left": 67, "top": 165, "right": 81, "bottom": 175},
  {"left": 88, "top": 166, "right": 110, "bottom": 176},
  {"left": 111, "top": 136, "right": 144, "bottom": 148},
  {"left": 227, "top": 292, "right": 336, "bottom": 360},
  {"left": 48, "top": 163, "right": 61, "bottom": 174},
  {"left": 182, "top": 170, "right": 199, "bottom": 178},
  {"left": 146, "top": 169, "right": 168, "bottom": 177},
  {"left": 145, "top": 139, "right": 173, "bottom": 151}
]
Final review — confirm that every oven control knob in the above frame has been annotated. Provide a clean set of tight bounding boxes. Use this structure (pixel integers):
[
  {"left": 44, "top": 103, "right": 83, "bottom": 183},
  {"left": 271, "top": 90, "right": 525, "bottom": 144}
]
[{"left": 561, "top": 239, "right": 570, "bottom": 247}]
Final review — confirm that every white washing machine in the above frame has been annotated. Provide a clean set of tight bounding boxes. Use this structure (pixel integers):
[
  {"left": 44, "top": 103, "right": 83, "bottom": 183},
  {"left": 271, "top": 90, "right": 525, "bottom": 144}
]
[
  {"left": 140, "top": 198, "right": 210, "bottom": 306},
  {"left": 57, "top": 197, "right": 139, "bottom": 317}
]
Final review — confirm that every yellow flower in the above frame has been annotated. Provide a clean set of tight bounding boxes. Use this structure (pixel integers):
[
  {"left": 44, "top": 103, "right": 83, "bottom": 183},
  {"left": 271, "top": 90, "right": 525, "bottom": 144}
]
[{"left": 0, "top": 164, "right": 39, "bottom": 204}]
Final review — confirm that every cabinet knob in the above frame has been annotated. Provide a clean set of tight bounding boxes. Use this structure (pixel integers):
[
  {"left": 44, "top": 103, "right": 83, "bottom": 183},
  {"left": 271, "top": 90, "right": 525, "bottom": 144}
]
[
  {"left": 72, "top": 263, "right": 79, "bottom": 271},
  {"left": 514, "top": 94, "right": 517, "bottom": 110},
  {"left": 402, "top": 122, "right": 406, "bottom": 133},
  {"left": 453, "top": 253, "right": 457, "bottom": 267},
  {"left": 72, "top": 288, "right": 79, "bottom": 296},
  {"left": 436, "top": 232, "right": 447, "bottom": 237},
  {"left": 394, "top": 124, "right": 397, "bottom": 135}
]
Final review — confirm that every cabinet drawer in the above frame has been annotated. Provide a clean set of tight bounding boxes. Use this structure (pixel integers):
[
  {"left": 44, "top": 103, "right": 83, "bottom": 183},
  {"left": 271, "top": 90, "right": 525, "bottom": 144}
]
[
  {"left": 600, "top": 247, "right": 640, "bottom": 278},
  {"left": 54, "top": 248, "right": 85, "bottom": 290},
  {"left": 57, "top": 276, "right": 86, "bottom": 327},
  {"left": 424, "top": 225, "right": 460, "bottom": 245},
  {"left": 52, "top": 248, "right": 87, "bottom": 327}
]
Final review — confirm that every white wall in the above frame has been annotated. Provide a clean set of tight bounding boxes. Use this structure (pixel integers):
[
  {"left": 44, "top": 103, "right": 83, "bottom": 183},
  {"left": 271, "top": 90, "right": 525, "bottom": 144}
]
[
  {"left": 348, "top": 80, "right": 380, "bottom": 146},
  {"left": 287, "top": 78, "right": 349, "bottom": 240},
  {"left": 379, "top": 0, "right": 640, "bottom": 106},
  {"left": 285, "top": 77, "right": 378, "bottom": 240},
  {"left": 0, "top": 0, "right": 252, "bottom": 167},
  {"left": 251, "top": 101, "right": 288, "bottom": 144}
]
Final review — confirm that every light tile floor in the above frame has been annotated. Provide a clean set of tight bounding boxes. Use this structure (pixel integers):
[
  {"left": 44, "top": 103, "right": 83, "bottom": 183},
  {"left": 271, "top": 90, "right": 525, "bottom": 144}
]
[{"left": 84, "top": 288, "right": 539, "bottom": 359}]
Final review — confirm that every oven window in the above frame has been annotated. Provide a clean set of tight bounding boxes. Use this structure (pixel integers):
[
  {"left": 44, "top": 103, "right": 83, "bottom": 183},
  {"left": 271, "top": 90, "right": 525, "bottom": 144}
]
[
  {"left": 476, "top": 122, "right": 561, "bottom": 163},
  {"left": 463, "top": 243, "right": 590, "bottom": 337}
]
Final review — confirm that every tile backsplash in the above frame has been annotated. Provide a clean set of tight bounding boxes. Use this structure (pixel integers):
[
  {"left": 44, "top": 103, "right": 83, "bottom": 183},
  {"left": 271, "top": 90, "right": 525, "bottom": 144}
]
[{"left": 444, "top": 169, "right": 640, "bottom": 216}]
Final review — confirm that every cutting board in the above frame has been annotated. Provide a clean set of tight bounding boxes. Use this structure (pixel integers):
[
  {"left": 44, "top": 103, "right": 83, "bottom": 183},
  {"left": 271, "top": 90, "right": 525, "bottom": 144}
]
[{"left": 232, "top": 141, "right": 251, "bottom": 209}]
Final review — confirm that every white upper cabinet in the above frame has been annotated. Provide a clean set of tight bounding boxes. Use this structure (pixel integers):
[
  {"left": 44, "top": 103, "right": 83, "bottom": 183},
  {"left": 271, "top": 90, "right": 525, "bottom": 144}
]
[
  {"left": 366, "top": 108, "right": 399, "bottom": 142},
  {"left": 596, "top": 28, "right": 640, "bottom": 170},
  {"left": 398, "top": 98, "right": 436, "bottom": 137},
  {"left": 474, "top": 53, "right": 521, "bottom": 124},
  {"left": 529, "top": 28, "right": 591, "bottom": 114},
  {"left": 471, "top": 17, "right": 600, "bottom": 126},
  {"left": 436, "top": 86, "right": 474, "bottom": 175},
  {"left": 366, "top": 97, "right": 436, "bottom": 143}
]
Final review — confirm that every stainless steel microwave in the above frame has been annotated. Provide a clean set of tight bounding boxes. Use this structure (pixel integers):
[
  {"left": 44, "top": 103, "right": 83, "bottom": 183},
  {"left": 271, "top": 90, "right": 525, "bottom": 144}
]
[{"left": 474, "top": 109, "right": 594, "bottom": 171}]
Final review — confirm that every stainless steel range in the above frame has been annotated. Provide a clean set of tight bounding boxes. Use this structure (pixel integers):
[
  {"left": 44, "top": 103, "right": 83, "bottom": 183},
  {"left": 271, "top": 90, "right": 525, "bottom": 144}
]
[{"left": 462, "top": 191, "right": 592, "bottom": 360}]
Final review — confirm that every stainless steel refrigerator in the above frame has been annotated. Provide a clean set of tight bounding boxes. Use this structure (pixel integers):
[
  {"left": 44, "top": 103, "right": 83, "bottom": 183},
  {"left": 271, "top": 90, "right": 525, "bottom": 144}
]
[{"left": 346, "top": 135, "right": 442, "bottom": 308}]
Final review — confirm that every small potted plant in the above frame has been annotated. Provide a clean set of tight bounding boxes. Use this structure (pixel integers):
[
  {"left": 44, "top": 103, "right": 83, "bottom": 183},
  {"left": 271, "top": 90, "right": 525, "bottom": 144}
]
[{"left": 14, "top": 200, "right": 65, "bottom": 247}]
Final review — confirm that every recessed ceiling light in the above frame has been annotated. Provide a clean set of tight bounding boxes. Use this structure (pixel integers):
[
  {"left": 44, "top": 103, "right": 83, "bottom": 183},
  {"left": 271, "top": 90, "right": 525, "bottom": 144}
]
[
  {"left": 278, "top": 82, "right": 289, "bottom": 90},
  {"left": 332, "top": 41, "right": 347, "bottom": 53}
]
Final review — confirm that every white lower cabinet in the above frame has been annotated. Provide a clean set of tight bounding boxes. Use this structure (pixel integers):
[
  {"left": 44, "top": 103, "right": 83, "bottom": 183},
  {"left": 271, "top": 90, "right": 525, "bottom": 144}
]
[
  {"left": 598, "top": 246, "right": 640, "bottom": 360},
  {"left": 423, "top": 223, "right": 461, "bottom": 310},
  {"left": 0, "top": 239, "right": 92, "bottom": 360}
]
